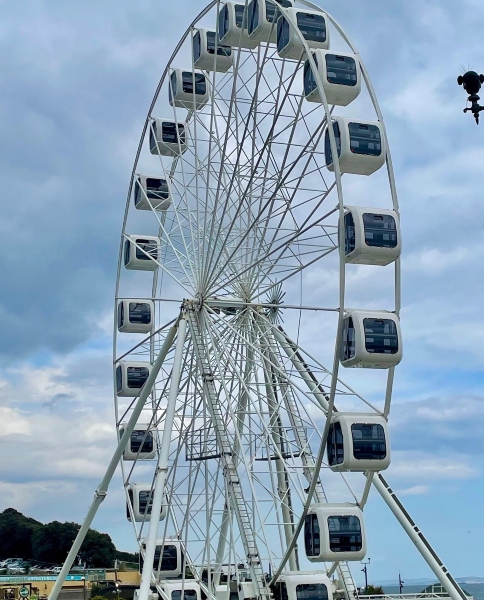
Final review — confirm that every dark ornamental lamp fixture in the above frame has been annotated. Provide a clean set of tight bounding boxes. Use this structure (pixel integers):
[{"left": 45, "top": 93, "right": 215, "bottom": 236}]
[{"left": 458, "top": 70, "right": 484, "bottom": 124}]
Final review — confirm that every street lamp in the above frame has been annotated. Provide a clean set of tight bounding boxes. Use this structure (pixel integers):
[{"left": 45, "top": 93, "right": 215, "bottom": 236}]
[
  {"left": 361, "top": 558, "right": 371, "bottom": 594},
  {"left": 458, "top": 70, "right": 484, "bottom": 124}
]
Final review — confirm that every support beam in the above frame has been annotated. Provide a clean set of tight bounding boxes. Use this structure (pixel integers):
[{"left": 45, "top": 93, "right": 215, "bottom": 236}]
[
  {"left": 373, "top": 474, "right": 468, "bottom": 600},
  {"left": 213, "top": 341, "right": 253, "bottom": 587},
  {"left": 262, "top": 351, "right": 298, "bottom": 572},
  {"left": 48, "top": 325, "right": 177, "bottom": 600},
  {"left": 138, "top": 315, "right": 188, "bottom": 600},
  {"left": 271, "top": 325, "right": 330, "bottom": 412}
]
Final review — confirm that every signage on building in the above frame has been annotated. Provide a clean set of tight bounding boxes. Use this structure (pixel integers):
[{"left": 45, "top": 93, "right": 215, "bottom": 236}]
[
  {"left": 0, "top": 576, "right": 86, "bottom": 583},
  {"left": 19, "top": 587, "right": 30, "bottom": 598}
]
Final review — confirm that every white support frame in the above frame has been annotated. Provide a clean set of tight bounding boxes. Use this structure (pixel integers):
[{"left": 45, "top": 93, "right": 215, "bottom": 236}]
[
  {"left": 49, "top": 325, "right": 178, "bottom": 600},
  {"left": 274, "top": 321, "right": 468, "bottom": 600},
  {"left": 138, "top": 315, "right": 188, "bottom": 600}
]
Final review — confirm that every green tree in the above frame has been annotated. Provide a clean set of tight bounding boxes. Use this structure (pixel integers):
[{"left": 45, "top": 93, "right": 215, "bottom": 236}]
[
  {"left": 80, "top": 529, "right": 116, "bottom": 567},
  {"left": 0, "top": 508, "right": 41, "bottom": 559},
  {"left": 0, "top": 509, "right": 129, "bottom": 569},
  {"left": 364, "top": 585, "right": 384, "bottom": 596},
  {"left": 32, "top": 521, "right": 115, "bottom": 567},
  {"left": 32, "top": 521, "right": 79, "bottom": 564}
]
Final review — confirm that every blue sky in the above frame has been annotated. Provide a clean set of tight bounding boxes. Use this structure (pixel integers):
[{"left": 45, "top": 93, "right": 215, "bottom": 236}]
[{"left": 1, "top": 0, "right": 484, "bottom": 588}]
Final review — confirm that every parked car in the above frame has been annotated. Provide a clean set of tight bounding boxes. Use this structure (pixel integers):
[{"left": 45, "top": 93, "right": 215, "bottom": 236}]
[
  {"left": 8, "top": 564, "right": 26, "bottom": 573},
  {"left": 32, "top": 565, "right": 50, "bottom": 572},
  {"left": 51, "top": 567, "right": 62, "bottom": 574},
  {"left": 70, "top": 566, "right": 85, "bottom": 573},
  {"left": 0, "top": 558, "right": 23, "bottom": 568}
]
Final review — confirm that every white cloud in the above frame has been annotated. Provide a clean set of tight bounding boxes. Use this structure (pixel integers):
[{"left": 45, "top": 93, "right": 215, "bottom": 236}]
[
  {"left": 395, "top": 484, "right": 430, "bottom": 496},
  {"left": 406, "top": 247, "right": 471, "bottom": 275},
  {"left": 0, "top": 0, "right": 483, "bottom": 578},
  {"left": 388, "top": 452, "right": 479, "bottom": 482},
  {"left": 0, "top": 407, "right": 33, "bottom": 436},
  {"left": 0, "top": 481, "right": 79, "bottom": 515}
]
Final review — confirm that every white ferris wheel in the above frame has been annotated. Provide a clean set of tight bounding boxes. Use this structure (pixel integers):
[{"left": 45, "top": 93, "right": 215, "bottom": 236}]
[{"left": 50, "top": 4, "right": 468, "bottom": 600}]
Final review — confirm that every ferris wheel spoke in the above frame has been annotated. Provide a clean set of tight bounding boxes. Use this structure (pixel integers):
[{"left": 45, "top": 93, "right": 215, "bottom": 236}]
[
  {"left": 146, "top": 201, "right": 197, "bottom": 284},
  {"left": 206, "top": 312, "right": 328, "bottom": 458},
  {"left": 198, "top": 49, "right": 273, "bottom": 286},
  {"left": 202, "top": 47, "right": 306, "bottom": 287},
  {"left": 242, "top": 99, "right": 325, "bottom": 281},
  {"left": 206, "top": 109, "right": 331, "bottom": 293},
  {"left": 149, "top": 124, "right": 199, "bottom": 285},
  {"left": 210, "top": 211, "right": 337, "bottom": 297},
  {"left": 252, "top": 225, "right": 338, "bottom": 291},
  {"left": 201, "top": 311, "right": 303, "bottom": 567},
  {"left": 204, "top": 307, "right": 334, "bottom": 420},
  {"left": 203, "top": 310, "right": 340, "bottom": 572}
]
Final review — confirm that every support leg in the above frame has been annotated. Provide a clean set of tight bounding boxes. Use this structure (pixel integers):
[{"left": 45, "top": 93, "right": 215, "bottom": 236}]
[
  {"left": 138, "top": 315, "right": 188, "bottom": 600},
  {"left": 48, "top": 325, "right": 177, "bottom": 600},
  {"left": 373, "top": 474, "right": 467, "bottom": 600}
]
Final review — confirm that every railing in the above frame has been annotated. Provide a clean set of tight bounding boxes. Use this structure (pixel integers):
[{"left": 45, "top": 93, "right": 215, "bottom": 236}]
[{"left": 357, "top": 594, "right": 473, "bottom": 600}]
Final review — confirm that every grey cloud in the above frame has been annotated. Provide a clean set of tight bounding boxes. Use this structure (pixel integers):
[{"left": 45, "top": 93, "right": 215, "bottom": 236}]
[
  {"left": 389, "top": 395, "right": 484, "bottom": 455},
  {"left": 1, "top": 0, "right": 484, "bottom": 563},
  {"left": 0, "top": 0, "right": 192, "bottom": 359},
  {"left": 41, "top": 392, "right": 76, "bottom": 412}
]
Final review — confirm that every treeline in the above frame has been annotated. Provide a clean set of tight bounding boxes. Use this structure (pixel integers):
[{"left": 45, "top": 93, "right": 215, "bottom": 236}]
[{"left": 0, "top": 508, "right": 138, "bottom": 568}]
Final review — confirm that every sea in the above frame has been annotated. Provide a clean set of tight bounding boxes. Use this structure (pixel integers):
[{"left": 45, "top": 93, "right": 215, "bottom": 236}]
[{"left": 382, "top": 584, "right": 484, "bottom": 600}]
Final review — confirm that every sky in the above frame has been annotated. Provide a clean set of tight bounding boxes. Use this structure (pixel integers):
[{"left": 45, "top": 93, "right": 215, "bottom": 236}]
[{"left": 1, "top": 0, "right": 484, "bottom": 588}]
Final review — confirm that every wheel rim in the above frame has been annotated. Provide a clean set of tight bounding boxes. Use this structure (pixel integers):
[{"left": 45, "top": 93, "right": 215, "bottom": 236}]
[{"left": 114, "top": 2, "right": 400, "bottom": 598}]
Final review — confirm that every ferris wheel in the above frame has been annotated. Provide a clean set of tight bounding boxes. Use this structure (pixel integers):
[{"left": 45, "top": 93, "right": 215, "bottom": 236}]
[{"left": 49, "top": 4, "right": 468, "bottom": 600}]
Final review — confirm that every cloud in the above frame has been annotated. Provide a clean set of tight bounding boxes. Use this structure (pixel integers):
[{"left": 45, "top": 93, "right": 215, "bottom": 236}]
[
  {"left": 389, "top": 395, "right": 484, "bottom": 455},
  {"left": 0, "top": 481, "right": 79, "bottom": 515},
  {"left": 1, "top": 0, "right": 484, "bottom": 575},
  {"left": 395, "top": 484, "right": 430, "bottom": 496},
  {"left": 388, "top": 452, "right": 479, "bottom": 482}
]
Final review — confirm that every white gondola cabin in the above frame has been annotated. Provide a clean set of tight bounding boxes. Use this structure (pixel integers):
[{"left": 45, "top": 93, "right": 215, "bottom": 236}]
[
  {"left": 159, "top": 582, "right": 201, "bottom": 600},
  {"left": 325, "top": 117, "right": 386, "bottom": 176},
  {"left": 150, "top": 119, "right": 187, "bottom": 157},
  {"left": 218, "top": 3, "right": 259, "bottom": 49},
  {"left": 343, "top": 206, "right": 401, "bottom": 266},
  {"left": 116, "top": 361, "right": 152, "bottom": 397},
  {"left": 277, "top": 9, "right": 329, "bottom": 60},
  {"left": 327, "top": 413, "right": 390, "bottom": 472},
  {"left": 124, "top": 235, "right": 160, "bottom": 271},
  {"left": 304, "top": 50, "right": 361, "bottom": 106},
  {"left": 134, "top": 175, "right": 171, "bottom": 212},
  {"left": 305, "top": 504, "right": 366, "bottom": 562},
  {"left": 117, "top": 299, "right": 154, "bottom": 334},
  {"left": 193, "top": 29, "right": 233, "bottom": 73},
  {"left": 140, "top": 539, "right": 185, "bottom": 579},
  {"left": 126, "top": 483, "right": 167, "bottom": 523},
  {"left": 247, "top": 0, "right": 293, "bottom": 44},
  {"left": 340, "top": 310, "right": 402, "bottom": 369},
  {"left": 120, "top": 422, "right": 157, "bottom": 460},
  {"left": 169, "top": 69, "right": 209, "bottom": 109},
  {"left": 272, "top": 573, "right": 333, "bottom": 600}
]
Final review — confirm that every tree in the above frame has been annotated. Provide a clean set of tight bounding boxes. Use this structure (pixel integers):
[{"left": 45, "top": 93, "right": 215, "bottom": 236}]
[
  {"left": 0, "top": 509, "right": 126, "bottom": 568},
  {"left": 80, "top": 530, "right": 116, "bottom": 567},
  {"left": 31, "top": 521, "right": 115, "bottom": 567},
  {"left": 364, "top": 585, "right": 384, "bottom": 596},
  {"left": 32, "top": 521, "right": 79, "bottom": 564},
  {"left": 0, "top": 508, "right": 42, "bottom": 559}
]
